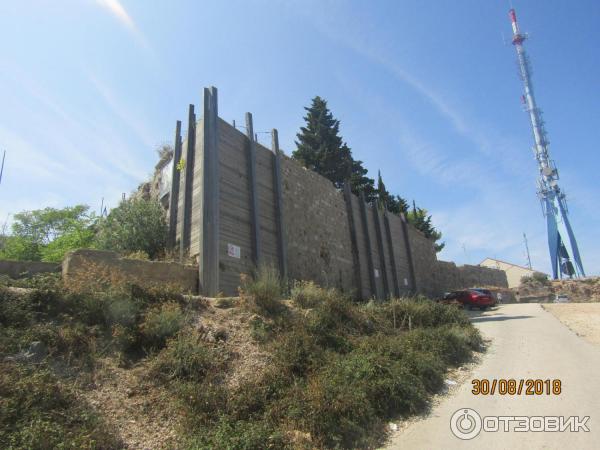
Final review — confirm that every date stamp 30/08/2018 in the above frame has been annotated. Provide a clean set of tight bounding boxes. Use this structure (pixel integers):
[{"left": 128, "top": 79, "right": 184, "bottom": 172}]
[{"left": 471, "top": 379, "right": 562, "bottom": 396}]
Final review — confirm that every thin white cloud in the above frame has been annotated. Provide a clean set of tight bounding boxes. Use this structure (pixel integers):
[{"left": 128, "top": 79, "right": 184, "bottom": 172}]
[
  {"left": 88, "top": 74, "right": 156, "bottom": 149},
  {"left": 335, "top": 76, "right": 600, "bottom": 275},
  {"left": 94, "top": 0, "right": 149, "bottom": 50}
]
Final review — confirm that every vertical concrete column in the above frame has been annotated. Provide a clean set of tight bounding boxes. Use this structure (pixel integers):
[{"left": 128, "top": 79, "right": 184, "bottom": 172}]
[
  {"left": 167, "top": 120, "right": 182, "bottom": 250},
  {"left": 245, "top": 113, "right": 261, "bottom": 268},
  {"left": 359, "top": 192, "right": 377, "bottom": 299},
  {"left": 271, "top": 129, "right": 288, "bottom": 282},
  {"left": 383, "top": 212, "right": 400, "bottom": 298},
  {"left": 372, "top": 206, "right": 390, "bottom": 299},
  {"left": 343, "top": 183, "right": 363, "bottom": 300},
  {"left": 180, "top": 104, "right": 196, "bottom": 261},
  {"left": 400, "top": 213, "right": 417, "bottom": 294},
  {"left": 199, "top": 87, "right": 220, "bottom": 296}
]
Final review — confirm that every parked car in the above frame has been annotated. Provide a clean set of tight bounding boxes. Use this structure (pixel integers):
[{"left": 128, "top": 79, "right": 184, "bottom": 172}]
[{"left": 442, "top": 288, "right": 496, "bottom": 310}]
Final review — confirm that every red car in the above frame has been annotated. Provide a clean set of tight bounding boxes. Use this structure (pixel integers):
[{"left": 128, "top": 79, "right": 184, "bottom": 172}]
[{"left": 443, "top": 289, "right": 496, "bottom": 310}]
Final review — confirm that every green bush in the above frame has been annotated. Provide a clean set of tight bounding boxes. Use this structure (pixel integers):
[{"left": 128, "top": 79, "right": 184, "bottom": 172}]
[
  {"left": 0, "top": 362, "right": 122, "bottom": 449},
  {"left": 249, "top": 316, "right": 275, "bottom": 343},
  {"left": 271, "top": 328, "right": 325, "bottom": 377},
  {"left": 375, "top": 297, "right": 470, "bottom": 330},
  {"left": 151, "top": 331, "right": 224, "bottom": 382},
  {"left": 95, "top": 197, "right": 167, "bottom": 259},
  {"left": 241, "top": 265, "right": 284, "bottom": 315},
  {"left": 521, "top": 272, "right": 550, "bottom": 286},
  {"left": 290, "top": 280, "right": 328, "bottom": 309},
  {"left": 187, "top": 416, "right": 288, "bottom": 450},
  {"left": 140, "top": 302, "right": 185, "bottom": 349},
  {"left": 176, "top": 381, "right": 228, "bottom": 427}
]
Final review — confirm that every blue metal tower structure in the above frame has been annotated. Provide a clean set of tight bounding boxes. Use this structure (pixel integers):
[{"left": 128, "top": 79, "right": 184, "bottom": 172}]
[{"left": 508, "top": 8, "right": 585, "bottom": 279}]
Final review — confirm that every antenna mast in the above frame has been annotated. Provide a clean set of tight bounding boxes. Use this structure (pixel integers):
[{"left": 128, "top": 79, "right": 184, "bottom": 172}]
[
  {"left": 508, "top": 8, "right": 585, "bottom": 279},
  {"left": 523, "top": 232, "right": 532, "bottom": 270}
]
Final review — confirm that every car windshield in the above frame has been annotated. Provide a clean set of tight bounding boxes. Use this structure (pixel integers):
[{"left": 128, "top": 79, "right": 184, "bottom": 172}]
[{"left": 471, "top": 289, "right": 492, "bottom": 295}]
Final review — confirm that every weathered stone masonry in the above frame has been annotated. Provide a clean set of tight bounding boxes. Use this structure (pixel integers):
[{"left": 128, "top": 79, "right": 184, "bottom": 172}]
[{"left": 156, "top": 87, "right": 508, "bottom": 298}]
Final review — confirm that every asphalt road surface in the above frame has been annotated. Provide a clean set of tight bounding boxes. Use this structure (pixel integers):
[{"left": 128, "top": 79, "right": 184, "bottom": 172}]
[{"left": 385, "top": 303, "right": 600, "bottom": 449}]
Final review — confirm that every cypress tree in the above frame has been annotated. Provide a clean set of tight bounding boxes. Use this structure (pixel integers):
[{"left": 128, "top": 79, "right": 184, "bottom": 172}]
[
  {"left": 376, "top": 170, "right": 408, "bottom": 214},
  {"left": 293, "top": 96, "right": 353, "bottom": 189},
  {"left": 293, "top": 96, "right": 442, "bottom": 251}
]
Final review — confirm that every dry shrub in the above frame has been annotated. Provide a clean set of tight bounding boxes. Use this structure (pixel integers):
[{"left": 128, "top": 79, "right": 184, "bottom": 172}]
[
  {"left": 290, "top": 280, "right": 333, "bottom": 309},
  {"left": 239, "top": 265, "right": 284, "bottom": 315},
  {"left": 63, "top": 261, "right": 130, "bottom": 295},
  {"left": 124, "top": 250, "right": 150, "bottom": 260}
]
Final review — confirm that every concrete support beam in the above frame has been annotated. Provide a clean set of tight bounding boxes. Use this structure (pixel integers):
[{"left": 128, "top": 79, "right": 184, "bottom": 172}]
[
  {"left": 199, "top": 87, "right": 220, "bottom": 296},
  {"left": 180, "top": 104, "right": 196, "bottom": 261},
  {"left": 384, "top": 212, "right": 400, "bottom": 298},
  {"left": 271, "top": 129, "right": 288, "bottom": 281},
  {"left": 372, "top": 206, "right": 390, "bottom": 299},
  {"left": 343, "top": 183, "right": 362, "bottom": 300},
  {"left": 359, "top": 192, "right": 377, "bottom": 299},
  {"left": 401, "top": 213, "right": 417, "bottom": 294},
  {"left": 167, "top": 120, "right": 182, "bottom": 250},
  {"left": 245, "top": 112, "right": 261, "bottom": 267}
]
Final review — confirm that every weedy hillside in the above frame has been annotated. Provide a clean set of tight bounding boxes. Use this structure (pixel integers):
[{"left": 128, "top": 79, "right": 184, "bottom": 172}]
[{"left": 0, "top": 268, "right": 482, "bottom": 449}]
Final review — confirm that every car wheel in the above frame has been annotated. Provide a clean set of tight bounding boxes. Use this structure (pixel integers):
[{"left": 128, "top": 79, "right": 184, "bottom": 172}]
[
  {"left": 480, "top": 306, "right": 487, "bottom": 311},
  {"left": 468, "top": 305, "right": 474, "bottom": 311}
]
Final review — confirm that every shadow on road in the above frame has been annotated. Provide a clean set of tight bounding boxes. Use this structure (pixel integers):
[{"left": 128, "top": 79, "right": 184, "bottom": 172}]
[{"left": 470, "top": 314, "right": 534, "bottom": 323}]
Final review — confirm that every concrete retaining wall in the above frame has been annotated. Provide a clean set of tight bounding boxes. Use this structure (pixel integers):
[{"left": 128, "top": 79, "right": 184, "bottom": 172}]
[
  {"left": 62, "top": 249, "right": 198, "bottom": 293},
  {"left": 0, "top": 260, "right": 61, "bottom": 279},
  {"left": 162, "top": 87, "right": 507, "bottom": 299}
]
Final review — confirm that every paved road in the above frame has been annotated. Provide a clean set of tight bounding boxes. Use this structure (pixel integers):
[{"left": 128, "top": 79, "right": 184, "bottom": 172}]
[{"left": 385, "top": 303, "right": 600, "bottom": 449}]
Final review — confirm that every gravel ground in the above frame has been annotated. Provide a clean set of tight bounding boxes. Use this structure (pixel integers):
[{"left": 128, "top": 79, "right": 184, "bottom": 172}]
[{"left": 542, "top": 303, "right": 600, "bottom": 347}]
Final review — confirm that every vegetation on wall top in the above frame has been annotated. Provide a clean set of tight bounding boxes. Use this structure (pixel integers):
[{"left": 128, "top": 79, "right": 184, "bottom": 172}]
[
  {"left": 292, "top": 96, "right": 444, "bottom": 252},
  {"left": 0, "top": 197, "right": 167, "bottom": 263}
]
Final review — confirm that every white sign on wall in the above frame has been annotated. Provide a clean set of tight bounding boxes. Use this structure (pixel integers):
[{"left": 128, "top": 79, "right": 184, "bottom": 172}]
[
  {"left": 404, "top": 278, "right": 408, "bottom": 286},
  {"left": 227, "top": 243, "right": 241, "bottom": 259},
  {"left": 374, "top": 269, "right": 380, "bottom": 278}
]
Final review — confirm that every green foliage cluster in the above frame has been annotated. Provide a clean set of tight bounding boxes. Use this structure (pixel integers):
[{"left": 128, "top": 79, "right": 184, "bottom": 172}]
[
  {"left": 0, "top": 197, "right": 168, "bottom": 264},
  {"left": 520, "top": 272, "right": 550, "bottom": 286},
  {"left": 406, "top": 202, "right": 445, "bottom": 252},
  {"left": 140, "top": 302, "right": 186, "bottom": 349},
  {"left": 95, "top": 197, "right": 167, "bottom": 259},
  {"left": 0, "top": 275, "right": 200, "bottom": 448},
  {"left": 292, "top": 96, "right": 443, "bottom": 251},
  {"left": 0, "top": 362, "right": 122, "bottom": 449},
  {"left": 290, "top": 280, "right": 333, "bottom": 309},
  {"left": 0, "top": 206, "right": 96, "bottom": 262},
  {"left": 0, "top": 279, "right": 195, "bottom": 369},
  {"left": 155, "top": 284, "right": 481, "bottom": 449},
  {"left": 240, "top": 265, "right": 285, "bottom": 315},
  {"left": 0, "top": 269, "right": 482, "bottom": 449}
]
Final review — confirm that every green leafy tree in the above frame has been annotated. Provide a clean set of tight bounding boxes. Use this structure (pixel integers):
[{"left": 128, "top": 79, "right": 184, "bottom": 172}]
[
  {"left": 96, "top": 197, "right": 167, "bottom": 259},
  {"left": 407, "top": 201, "right": 445, "bottom": 253},
  {"left": 0, "top": 235, "right": 40, "bottom": 261},
  {"left": 0, "top": 205, "right": 96, "bottom": 262}
]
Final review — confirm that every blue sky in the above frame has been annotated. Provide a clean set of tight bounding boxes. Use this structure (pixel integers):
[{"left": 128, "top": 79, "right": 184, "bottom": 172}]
[{"left": 1, "top": 0, "right": 598, "bottom": 275}]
